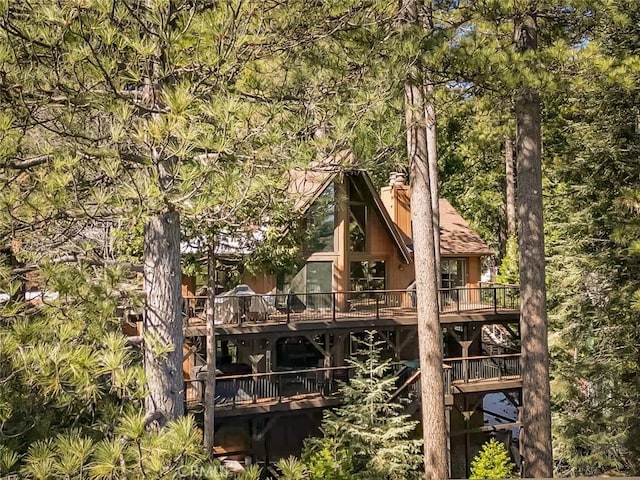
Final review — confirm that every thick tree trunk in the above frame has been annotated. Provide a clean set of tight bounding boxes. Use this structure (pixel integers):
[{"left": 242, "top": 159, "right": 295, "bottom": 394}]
[
  {"left": 143, "top": 210, "right": 184, "bottom": 427},
  {"left": 204, "top": 244, "right": 217, "bottom": 455},
  {"left": 405, "top": 80, "right": 449, "bottom": 480},
  {"left": 425, "top": 82, "right": 441, "bottom": 288},
  {"left": 515, "top": 13, "right": 553, "bottom": 476},
  {"left": 516, "top": 88, "right": 553, "bottom": 478},
  {"left": 505, "top": 136, "right": 517, "bottom": 238}
]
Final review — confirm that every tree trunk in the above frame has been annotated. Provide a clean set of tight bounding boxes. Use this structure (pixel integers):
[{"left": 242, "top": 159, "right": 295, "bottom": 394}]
[
  {"left": 515, "top": 12, "right": 554, "bottom": 478},
  {"left": 425, "top": 81, "right": 441, "bottom": 288},
  {"left": 204, "top": 244, "right": 217, "bottom": 455},
  {"left": 505, "top": 136, "right": 517, "bottom": 238},
  {"left": 422, "top": 2, "right": 441, "bottom": 288},
  {"left": 405, "top": 79, "right": 449, "bottom": 480},
  {"left": 143, "top": 210, "right": 184, "bottom": 427}
]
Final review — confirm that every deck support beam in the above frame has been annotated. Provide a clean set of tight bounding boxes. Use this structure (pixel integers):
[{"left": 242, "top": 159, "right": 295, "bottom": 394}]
[
  {"left": 252, "top": 416, "right": 277, "bottom": 442},
  {"left": 450, "top": 421, "right": 522, "bottom": 436},
  {"left": 305, "top": 334, "right": 329, "bottom": 358}
]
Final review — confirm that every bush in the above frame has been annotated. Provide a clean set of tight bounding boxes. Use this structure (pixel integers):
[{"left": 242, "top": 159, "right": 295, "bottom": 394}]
[{"left": 470, "top": 438, "right": 516, "bottom": 479}]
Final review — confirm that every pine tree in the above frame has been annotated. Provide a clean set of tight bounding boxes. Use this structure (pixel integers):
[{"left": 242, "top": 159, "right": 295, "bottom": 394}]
[
  {"left": 399, "top": 1, "right": 448, "bottom": 477},
  {"left": 0, "top": 0, "right": 401, "bottom": 467},
  {"left": 302, "top": 331, "right": 422, "bottom": 480},
  {"left": 544, "top": 3, "right": 640, "bottom": 474},
  {"left": 469, "top": 439, "right": 516, "bottom": 480},
  {"left": 496, "top": 235, "right": 519, "bottom": 285}
]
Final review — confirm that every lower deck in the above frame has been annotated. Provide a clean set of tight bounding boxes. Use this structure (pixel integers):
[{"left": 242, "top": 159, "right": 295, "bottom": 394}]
[{"left": 185, "top": 353, "right": 521, "bottom": 418}]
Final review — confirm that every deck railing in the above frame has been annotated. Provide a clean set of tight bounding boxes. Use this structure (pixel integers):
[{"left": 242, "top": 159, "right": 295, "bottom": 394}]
[
  {"left": 444, "top": 354, "right": 521, "bottom": 384},
  {"left": 185, "top": 355, "right": 519, "bottom": 410},
  {"left": 185, "top": 366, "right": 353, "bottom": 408},
  {"left": 183, "top": 285, "right": 520, "bottom": 326}
]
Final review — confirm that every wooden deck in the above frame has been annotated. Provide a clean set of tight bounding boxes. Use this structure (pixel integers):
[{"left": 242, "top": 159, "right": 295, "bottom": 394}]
[
  {"left": 185, "top": 354, "right": 522, "bottom": 416},
  {"left": 183, "top": 286, "right": 520, "bottom": 337}
]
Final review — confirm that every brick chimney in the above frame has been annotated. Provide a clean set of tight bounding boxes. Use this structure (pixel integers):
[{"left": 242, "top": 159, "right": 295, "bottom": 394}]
[{"left": 380, "top": 172, "right": 412, "bottom": 240}]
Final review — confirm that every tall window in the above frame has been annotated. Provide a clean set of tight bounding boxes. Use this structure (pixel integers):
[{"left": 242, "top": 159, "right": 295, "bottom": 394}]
[
  {"left": 441, "top": 259, "right": 467, "bottom": 289},
  {"left": 306, "top": 183, "right": 335, "bottom": 253},
  {"left": 349, "top": 177, "right": 367, "bottom": 252},
  {"left": 349, "top": 204, "right": 367, "bottom": 252},
  {"left": 279, "top": 262, "right": 333, "bottom": 294}
]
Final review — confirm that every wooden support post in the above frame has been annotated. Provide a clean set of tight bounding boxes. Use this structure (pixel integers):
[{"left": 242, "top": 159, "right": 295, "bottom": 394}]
[
  {"left": 331, "top": 334, "right": 345, "bottom": 367},
  {"left": 323, "top": 334, "right": 331, "bottom": 368},
  {"left": 459, "top": 341, "right": 472, "bottom": 383},
  {"left": 249, "top": 354, "right": 264, "bottom": 405},
  {"left": 380, "top": 331, "right": 401, "bottom": 359}
]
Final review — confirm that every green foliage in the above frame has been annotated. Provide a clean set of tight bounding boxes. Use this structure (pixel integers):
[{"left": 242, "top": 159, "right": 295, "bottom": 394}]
[
  {"left": 303, "top": 439, "right": 354, "bottom": 480},
  {"left": 0, "top": 262, "right": 228, "bottom": 477},
  {"left": 112, "top": 222, "right": 145, "bottom": 263},
  {"left": 438, "top": 91, "right": 511, "bottom": 257},
  {"left": 543, "top": 5, "right": 640, "bottom": 475},
  {"left": 0, "top": 444, "right": 19, "bottom": 476},
  {"left": 277, "top": 456, "right": 310, "bottom": 480},
  {"left": 469, "top": 439, "right": 516, "bottom": 479},
  {"left": 496, "top": 235, "right": 519, "bottom": 285},
  {"left": 302, "top": 331, "right": 422, "bottom": 480}
]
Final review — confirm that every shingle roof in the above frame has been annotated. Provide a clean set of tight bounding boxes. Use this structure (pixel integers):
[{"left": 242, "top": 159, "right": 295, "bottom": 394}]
[
  {"left": 286, "top": 161, "right": 492, "bottom": 259},
  {"left": 439, "top": 198, "right": 492, "bottom": 256}
]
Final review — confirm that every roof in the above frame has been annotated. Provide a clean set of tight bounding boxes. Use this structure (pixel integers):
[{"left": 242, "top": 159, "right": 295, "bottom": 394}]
[
  {"left": 287, "top": 157, "right": 412, "bottom": 264},
  {"left": 286, "top": 152, "right": 353, "bottom": 211},
  {"left": 439, "top": 199, "right": 492, "bottom": 256}
]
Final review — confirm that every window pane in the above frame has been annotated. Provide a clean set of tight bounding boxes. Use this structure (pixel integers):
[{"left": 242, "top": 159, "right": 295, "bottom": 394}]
[
  {"left": 441, "top": 259, "right": 467, "bottom": 288},
  {"left": 306, "top": 262, "right": 333, "bottom": 309},
  {"left": 349, "top": 204, "right": 367, "bottom": 252},
  {"left": 306, "top": 262, "right": 333, "bottom": 293},
  {"left": 350, "top": 261, "right": 385, "bottom": 291},
  {"left": 306, "top": 183, "right": 335, "bottom": 252}
]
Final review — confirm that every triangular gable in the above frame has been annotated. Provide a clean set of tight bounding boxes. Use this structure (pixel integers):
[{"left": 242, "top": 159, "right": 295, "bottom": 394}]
[
  {"left": 357, "top": 172, "right": 412, "bottom": 264},
  {"left": 287, "top": 160, "right": 412, "bottom": 264},
  {"left": 286, "top": 151, "right": 353, "bottom": 212}
]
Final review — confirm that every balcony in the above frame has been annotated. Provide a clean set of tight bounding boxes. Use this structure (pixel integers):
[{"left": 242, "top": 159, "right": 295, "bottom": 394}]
[
  {"left": 183, "top": 284, "right": 520, "bottom": 330},
  {"left": 444, "top": 353, "right": 522, "bottom": 393},
  {"left": 185, "top": 366, "right": 352, "bottom": 417},
  {"left": 184, "top": 354, "right": 522, "bottom": 416}
]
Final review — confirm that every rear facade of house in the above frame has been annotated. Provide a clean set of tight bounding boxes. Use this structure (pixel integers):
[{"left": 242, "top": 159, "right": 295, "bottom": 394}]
[{"left": 173, "top": 166, "right": 522, "bottom": 478}]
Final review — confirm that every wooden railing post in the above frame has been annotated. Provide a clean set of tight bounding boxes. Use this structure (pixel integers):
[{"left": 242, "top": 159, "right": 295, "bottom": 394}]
[
  {"left": 462, "top": 357, "right": 468, "bottom": 383},
  {"left": 232, "top": 378, "right": 237, "bottom": 408},
  {"left": 375, "top": 293, "right": 380, "bottom": 320},
  {"left": 286, "top": 294, "right": 291, "bottom": 324},
  {"left": 278, "top": 374, "right": 283, "bottom": 403},
  {"left": 252, "top": 375, "right": 258, "bottom": 404},
  {"left": 493, "top": 287, "right": 498, "bottom": 314},
  {"left": 456, "top": 288, "right": 460, "bottom": 314},
  {"left": 332, "top": 292, "right": 336, "bottom": 322}
]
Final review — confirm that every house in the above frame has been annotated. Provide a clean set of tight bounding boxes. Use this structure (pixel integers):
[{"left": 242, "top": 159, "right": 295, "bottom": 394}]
[{"left": 181, "top": 164, "right": 522, "bottom": 478}]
